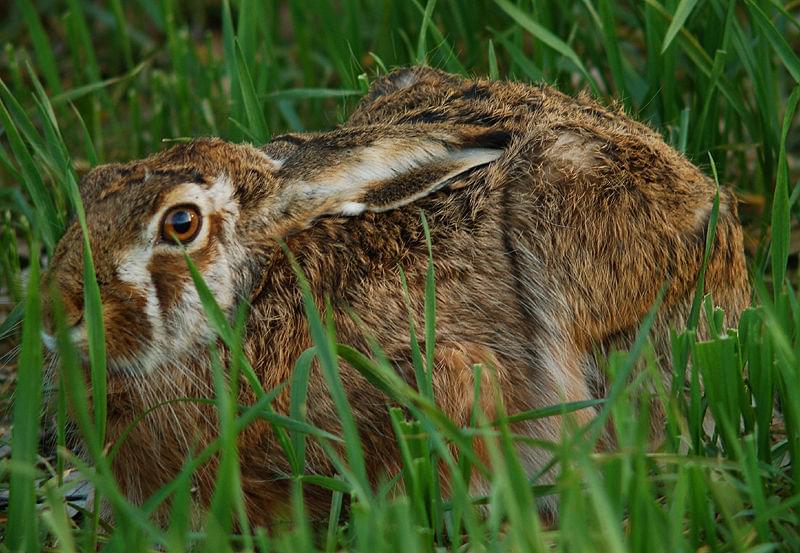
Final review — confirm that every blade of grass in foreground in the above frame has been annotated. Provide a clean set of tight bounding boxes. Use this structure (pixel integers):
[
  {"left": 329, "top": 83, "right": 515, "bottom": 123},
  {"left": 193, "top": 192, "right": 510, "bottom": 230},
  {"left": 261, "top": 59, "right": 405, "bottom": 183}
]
[
  {"left": 289, "top": 347, "right": 316, "bottom": 475},
  {"left": 282, "top": 244, "right": 371, "bottom": 503},
  {"left": 182, "top": 250, "right": 298, "bottom": 470},
  {"left": 0, "top": 81, "right": 60, "bottom": 252},
  {"left": 6, "top": 241, "right": 43, "bottom": 553},
  {"left": 488, "top": 39, "right": 499, "bottom": 80},
  {"left": 687, "top": 154, "right": 721, "bottom": 330},
  {"left": 336, "top": 342, "right": 486, "bottom": 473},
  {"left": 54, "top": 288, "right": 159, "bottom": 548},
  {"left": 24, "top": 66, "right": 110, "bottom": 455},
  {"left": 205, "top": 339, "right": 251, "bottom": 552},
  {"left": 42, "top": 483, "right": 78, "bottom": 553},
  {"left": 0, "top": 300, "right": 24, "bottom": 340},
  {"left": 769, "top": 85, "right": 800, "bottom": 298},
  {"left": 581, "top": 282, "right": 668, "bottom": 450},
  {"left": 422, "top": 213, "right": 436, "bottom": 400}
]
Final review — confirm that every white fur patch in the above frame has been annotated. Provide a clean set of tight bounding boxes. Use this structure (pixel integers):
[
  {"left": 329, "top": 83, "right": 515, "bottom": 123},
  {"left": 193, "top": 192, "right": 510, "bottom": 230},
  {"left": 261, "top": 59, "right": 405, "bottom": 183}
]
[
  {"left": 207, "top": 174, "right": 238, "bottom": 214},
  {"left": 340, "top": 202, "right": 366, "bottom": 215},
  {"left": 116, "top": 243, "right": 164, "bottom": 371},
  {"left": 691, "top": 193, "right": 726, "bottom": 233},
  {"left": 392, "top": 70, "right": 419, "bottom": 90},
  {"left": 41, "top": 331, "right": 56, "bottom": 352},
  {"left": 550, "top": 132, "right": 602, "bottom": 169},
  {"left": 259, "top": 151, "right": 285, "bottom": 170},
  {"left": 40, "top": 320, "right": 87, "bottom": 353},
  {"left": 117, "top": 246, "right": 153, "bottom": 290}
]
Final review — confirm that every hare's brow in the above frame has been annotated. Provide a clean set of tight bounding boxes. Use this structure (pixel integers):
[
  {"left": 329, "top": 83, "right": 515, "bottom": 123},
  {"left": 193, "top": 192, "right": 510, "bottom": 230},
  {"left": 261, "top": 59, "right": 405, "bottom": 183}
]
[{"left": 146, "top": 168, "right": 207, "bottom": 185}]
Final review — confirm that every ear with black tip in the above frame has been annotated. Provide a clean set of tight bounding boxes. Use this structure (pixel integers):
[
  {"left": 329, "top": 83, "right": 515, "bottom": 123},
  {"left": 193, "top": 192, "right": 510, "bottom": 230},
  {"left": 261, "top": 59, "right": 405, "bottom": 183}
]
[{"left": 269, "top": 123, "right": 510, "bottom": 227}]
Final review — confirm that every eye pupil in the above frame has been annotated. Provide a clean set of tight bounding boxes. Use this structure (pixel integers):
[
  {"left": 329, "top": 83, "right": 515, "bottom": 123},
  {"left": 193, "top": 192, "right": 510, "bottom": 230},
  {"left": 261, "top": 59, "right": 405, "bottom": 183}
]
[
  {"left": 160, "top": 205, "right": 202, "bottom": 244},
  {"left": 170, "top": 210, "right": 192, "bottom": 233}
]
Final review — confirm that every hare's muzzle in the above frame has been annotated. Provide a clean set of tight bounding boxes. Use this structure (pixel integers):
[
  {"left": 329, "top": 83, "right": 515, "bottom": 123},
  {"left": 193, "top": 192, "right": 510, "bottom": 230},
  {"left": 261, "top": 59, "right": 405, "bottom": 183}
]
[{"left": 40, "top": 271, "right": 85, "bottom": 343}]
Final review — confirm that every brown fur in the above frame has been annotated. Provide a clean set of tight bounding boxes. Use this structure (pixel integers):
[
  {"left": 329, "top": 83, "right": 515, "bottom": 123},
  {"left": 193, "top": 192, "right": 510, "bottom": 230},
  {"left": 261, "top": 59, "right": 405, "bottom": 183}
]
[{"left": 41, "top": 67, "right": 750, "bottom": 527}]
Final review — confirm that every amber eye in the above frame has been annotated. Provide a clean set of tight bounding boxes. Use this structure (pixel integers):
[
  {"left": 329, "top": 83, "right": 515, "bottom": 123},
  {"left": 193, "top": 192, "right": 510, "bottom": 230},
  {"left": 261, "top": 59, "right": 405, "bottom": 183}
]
[{"left": 160, "top": 205, "right": 202, "bottom": 244}]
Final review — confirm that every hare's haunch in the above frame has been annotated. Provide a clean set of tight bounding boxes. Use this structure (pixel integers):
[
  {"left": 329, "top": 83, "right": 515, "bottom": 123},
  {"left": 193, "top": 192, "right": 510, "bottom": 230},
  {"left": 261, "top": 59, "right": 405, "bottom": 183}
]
[{"left": 42, "top": 67, "right": 749, "bottom": 525}]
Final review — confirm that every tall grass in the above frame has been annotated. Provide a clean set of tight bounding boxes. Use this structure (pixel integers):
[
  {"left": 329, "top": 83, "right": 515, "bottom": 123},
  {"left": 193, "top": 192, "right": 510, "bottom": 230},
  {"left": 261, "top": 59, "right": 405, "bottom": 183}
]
[{"left": 1, "top": 1, "right": 799, "bottom": 551}]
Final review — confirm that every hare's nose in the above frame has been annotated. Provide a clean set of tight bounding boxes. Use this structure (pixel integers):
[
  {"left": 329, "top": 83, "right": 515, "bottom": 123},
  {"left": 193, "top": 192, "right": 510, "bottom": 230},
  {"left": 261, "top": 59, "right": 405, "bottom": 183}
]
[
  {"left": 41, "top": 310, "right": 84, "bottom": 354},
  {"left": 61, "top": 293, "right": 84, "bottom": 329},
  {"left": 41, "top": 283, "right": 85, "bottom": 335}
]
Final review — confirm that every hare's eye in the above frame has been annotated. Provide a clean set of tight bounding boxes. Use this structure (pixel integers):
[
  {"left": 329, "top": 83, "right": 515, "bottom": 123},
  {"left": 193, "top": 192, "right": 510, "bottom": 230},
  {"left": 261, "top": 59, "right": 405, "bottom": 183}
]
[{"left": 160, "top": 205, "right": 202, "bottom": 244}]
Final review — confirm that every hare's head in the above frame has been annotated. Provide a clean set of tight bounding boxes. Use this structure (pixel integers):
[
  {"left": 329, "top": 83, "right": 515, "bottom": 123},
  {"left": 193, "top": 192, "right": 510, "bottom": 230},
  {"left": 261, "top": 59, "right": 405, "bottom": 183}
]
[{"left": 41, "top": 124, "right": 509, "bottom": 375}]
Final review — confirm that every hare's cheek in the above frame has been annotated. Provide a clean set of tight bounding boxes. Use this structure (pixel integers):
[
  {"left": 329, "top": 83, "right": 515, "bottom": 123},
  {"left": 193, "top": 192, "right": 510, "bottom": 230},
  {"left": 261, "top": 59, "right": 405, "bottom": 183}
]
[
  {"left": 148, "top": 242, "right": 222, "bottom": 345},
  {"left": 150, "top": 260, "right": 194, "bottom": 316}
]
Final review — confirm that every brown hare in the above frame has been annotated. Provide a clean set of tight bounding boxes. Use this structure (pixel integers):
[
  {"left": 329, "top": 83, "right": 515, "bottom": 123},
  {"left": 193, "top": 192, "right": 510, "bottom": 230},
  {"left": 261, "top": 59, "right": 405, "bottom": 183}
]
[{"left": 41, "top": 67, "right": 749, "bottom": 526}]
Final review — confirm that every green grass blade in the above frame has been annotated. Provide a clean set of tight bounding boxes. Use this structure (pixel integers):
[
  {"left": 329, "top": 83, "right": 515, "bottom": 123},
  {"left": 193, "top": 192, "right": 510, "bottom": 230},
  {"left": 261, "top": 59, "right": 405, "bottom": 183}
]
[
  {"left": 688, "top": 155, "right": 721, "bottom": 330},
  {"left": 421, "top": 214, "right": 436, "bottom": 402},
  {"left": 109, "top": 0, "right": 134, "bottom": 70},
  {"left": 661, "top": 0, "right": 699, "bottom": 53},
  {"left": 495, "top": 0, "right": 599, "bottom": 93},
  {"left": 70, "top": 102, "right": 99, "bottom": 166},
  {"left": 16, "top": 0, "right": 62, "bottom": 93},
  {"left": 6, "top": 241, "right": 42, "bottom": 553},
  {"left": 0, "top": 82, "right": 60, "bottom": 251},
  {"left": 597, "top": 0, "right": 630, "bottom": 108},
  {"left": 415, "top": 0, "right": 437, "bottom": 64},
  {"left": 221, "top": 0, "right": 242, "bottom": 138},
  {"left": 234, "top": 40, "right": 269, "bottom": 143},
  {"left": 498, "top": 399, "right": 606, "bottom": 425},
  {"left": 41, "top": 483, "right": 78, "bottom": 553},
  {"left": 746, "top": 1, "right": 800, "bottom": 83},
  {"left": 281, "top": 245, "right": 370, "bottom": 501},
  {"left": 82, "top": 245, "right": 108, "bottom": 444},
  {"left": 289, "top": 347, "right": 316, "bottom": 474},
  {"left": 263, "top": 88, "right": 362, "bottom": 102},
  {"left": 487, "top": 39, "right": 499, "bottom": 80},
  {"left": 583, "top": 282, "right": 668, "bottom": 448},
  {"left": 49, "top": 62, "right": 147, "bottom": 108},
  {"left": 769, "top": 85, "right": 800, "bottom": 297},
  {"left": 0, "top": 300, "right": 24, "bottom": 340},
  {"left": 205, "top": 339, "right": 249, "bottom": 550},
  {"left": 63, "top": 0, "right": 102, "bottom": 85},
  {"left": 181, "top": 251, "right": 298, "bottom": 469},
  {"left": 493, "top": 32, "right": 544, "bottom": 82},
  {"left": 28, "top": 65, "right": 111, "bottom": 447}
]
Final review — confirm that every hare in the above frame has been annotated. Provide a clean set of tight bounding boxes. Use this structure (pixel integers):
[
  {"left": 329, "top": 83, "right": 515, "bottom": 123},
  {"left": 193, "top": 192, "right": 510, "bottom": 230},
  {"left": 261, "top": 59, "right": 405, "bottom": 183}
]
[{"left": 41, "top": 67, "right": 749, "bottom": 526}]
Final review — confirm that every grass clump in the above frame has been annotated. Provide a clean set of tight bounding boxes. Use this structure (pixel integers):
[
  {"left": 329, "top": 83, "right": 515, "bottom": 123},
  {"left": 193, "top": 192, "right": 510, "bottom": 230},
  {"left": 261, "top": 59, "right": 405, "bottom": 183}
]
[{"left": 1, "top": 1, "right": 799, "bottom": 551}]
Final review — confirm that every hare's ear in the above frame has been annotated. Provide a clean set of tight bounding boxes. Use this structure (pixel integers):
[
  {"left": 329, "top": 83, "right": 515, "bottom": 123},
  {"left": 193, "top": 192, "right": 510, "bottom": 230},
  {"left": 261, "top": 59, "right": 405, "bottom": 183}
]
[
  {"left": 78, "top": 163, "right": 127, "bottom": 206},
  {"left": 359, "top": 66, "right": 451, "bottom": 105},
  {"left": 272, "top": 124, "right": 509, "bottom": 222},
  {"left": 259, "top": 133, "right": 320, "bottom": 169}
]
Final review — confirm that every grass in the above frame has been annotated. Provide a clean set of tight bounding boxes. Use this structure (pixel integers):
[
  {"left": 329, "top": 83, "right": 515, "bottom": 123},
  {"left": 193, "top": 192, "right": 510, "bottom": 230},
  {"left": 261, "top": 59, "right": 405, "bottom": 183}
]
[{"left": 0, "top": 0, "right": 799, "bottom": 551}]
